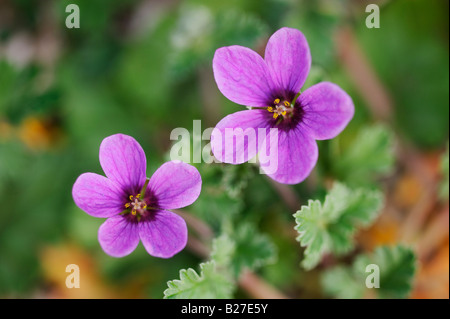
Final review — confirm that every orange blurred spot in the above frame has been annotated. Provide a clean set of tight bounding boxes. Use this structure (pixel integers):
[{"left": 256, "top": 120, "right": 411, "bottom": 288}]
[
  {"left": 411, "top": 241, "right": 449, "bottom": 299},
  {"left": 357, "top": 211, "right": 400, "bottom": 250},
  {"left": 17, "top": 116, "right": 60, "bottom": 151},
  {"left": 40, "top": 243, "right": 117, "bottom": 299},
  {"left": 393, "top": 173, "right": 423, "bottom": 210}
]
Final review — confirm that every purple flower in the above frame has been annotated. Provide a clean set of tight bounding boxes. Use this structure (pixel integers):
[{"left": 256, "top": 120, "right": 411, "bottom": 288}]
[
  {"left": 72, "top": 134, "right": 202, "bottom": 258},
  {"left": 211, "top": 27, "right": 354, "bottom": 184}
]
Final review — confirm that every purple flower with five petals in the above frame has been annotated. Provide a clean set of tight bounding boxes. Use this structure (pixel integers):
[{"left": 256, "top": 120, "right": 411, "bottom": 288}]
[
  {"left": 72, "top": 134, "right": 202, "bottom": 258},
  {"left": 211, "top": 27, "right": 354, "bottom": 184}
]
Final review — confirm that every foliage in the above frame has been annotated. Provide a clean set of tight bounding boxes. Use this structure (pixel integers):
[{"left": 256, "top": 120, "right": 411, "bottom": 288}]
[
  {"left": 331, "top": 125, "right": 395, "bottom": 187},
  {"left": 164, "top": 261, "right": 234, "bottom": 299},
  {"left": 294, "top": 183, "right": 383, "bottom": 270},
  {"left": 322, "top": 245, "right": 417, "bottom": 299},
  {"left": 0, "top": 0, "right": 447, "bottom": 299}
]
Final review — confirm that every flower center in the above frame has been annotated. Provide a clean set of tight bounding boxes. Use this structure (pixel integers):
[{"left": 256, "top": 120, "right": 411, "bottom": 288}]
[
  {"left": 120, "top": 179, "right": 155, "bottom": 222},
  {"left": 267, "top": 98, "right": 294, "bottom": 119},
  {"left": 124, "top": 194, "right": 148, "bottom": 216}
]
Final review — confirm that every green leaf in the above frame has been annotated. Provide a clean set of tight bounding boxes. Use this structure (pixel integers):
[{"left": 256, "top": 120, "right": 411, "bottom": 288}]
[
  {"left": 322, "top": 266, "right": 365, "bottom": 299},
  {"left": 221, "top": 164, "right": 255, "bottom": 200},
  {"left": 228, "top": 223, "right": 277, "bottom": 277},
  {"left": 355, "top": 245, "right": 416, "bottom": 299},
  {"left": 322, "top": 245, "right": 417, "bottom": 299},
  {"left": 209, "top": 224, "right": 277, "bottom": 280},
  {"left": 189, "top": 164, "right": 244, "bottom": 231},
  {"left": 163, "top": 261, "right": 234, "bottom": 299},
  {"left": 294, "top": 200, "right": 329, "bottom": 270},
  {"left": 210, "top": 234, "right": 236, "bottom": 268},
  {"left": 294, "top": 183, "right": 384, "bottom": 270},
  {"left": 440, "top": 143, "right": 449, "bottom": 200},
  {"left": 332, "top": 125, "right": 395, "bottom": 187},
  {"left": 163, "top": 234, "right": 240, "bottom": 299}
]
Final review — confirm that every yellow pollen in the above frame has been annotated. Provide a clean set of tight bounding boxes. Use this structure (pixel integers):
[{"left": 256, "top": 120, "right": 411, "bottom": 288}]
[
  {"left": 273, "top": 113, "right": 279, "bottom": 119},
  {"left": 282, "top": 111, "right": 287, "bottom": 116},
  {"left": 267, "top": 106, "right": 273, "bottom": 112},
  {"left": 136, "top": 194, "right": 141, "bottom": 199},
  {"left": 274, "top": 99, "right": 280, "bottom": 104},
  {"left": 131, "top": 209, "right": 137, "bottom": 216},
  {"left": 143, "top": 204, "right": 147, "bottom": 209},
  {"left": 284, "top": 101, "right": 290, "bottom": 107},
  {"left": 129, "top": 195, "right": 134, "bottom": 200},
  {"left": 125, "top": 203, "right": 130, "bottom": 208}
]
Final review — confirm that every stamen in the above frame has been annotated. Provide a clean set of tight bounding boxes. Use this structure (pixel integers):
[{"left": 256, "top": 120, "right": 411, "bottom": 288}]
[
  {"left": 267, "top": 98, "right": 295, "bottom": 120},
  {"left": 124, "top": 189, "right": 151, "bottom": 219},
  {"left": 140, "top": 178, "right": 150, "bottom": 198},
  {"left": 291, "top": 90, "right": 302, "bottom": 106}
]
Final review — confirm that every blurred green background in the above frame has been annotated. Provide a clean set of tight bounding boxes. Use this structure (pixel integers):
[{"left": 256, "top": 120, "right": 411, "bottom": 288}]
[{"left": 0, "top": 0, "right": 448, "bottom": 298}]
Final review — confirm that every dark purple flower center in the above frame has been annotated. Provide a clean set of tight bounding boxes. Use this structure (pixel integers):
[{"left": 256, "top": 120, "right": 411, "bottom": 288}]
[
  {"left": 259, "top": 91, "right": 304, "bottom": 131},
  {"left": 121, "top": 179, "right": 158, "bottom": 223}
]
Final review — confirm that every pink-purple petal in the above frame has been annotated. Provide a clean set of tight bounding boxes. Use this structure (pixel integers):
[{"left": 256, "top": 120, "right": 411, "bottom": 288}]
[
  {"left": 265, "top": 27, "right": 311, "bottom": 95},
  {"left": 213, "top": 46, "right": 274, "bottom": 107},
  {"left": 99, "top": 134, "right": 147, "bottom": 194},
  {"left": 299, "top": 82, "right": 355, "bottom": 140},
  {"left": 98, "top": 216, "right": 140, "bottom": 258},
  {"left": 148, "top": 161, "right": 201, "bottom": 210},
  {"left": 211, "top": 109, "right": 269, "bottom": 164},
  {"left": 139, "top": 210, "right": 188, "bottom": 258},
  {"left": 260, "top": 127, "right": 318, "bottom": 185},
  {"left": 72, "top": 173, "right": 126, "bottom": 218}
]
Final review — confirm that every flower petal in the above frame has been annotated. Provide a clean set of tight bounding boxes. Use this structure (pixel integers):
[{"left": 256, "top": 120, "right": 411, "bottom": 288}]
[
  {"left": 265, "top": 27, "right": 311, "bottom": 95},
  {"left": 139, "top": 210, "right": 187, "bottom": 258},
  {"left": 98, "top": 216, "right": 140, "bottom": 257},
  {"left": 148, "top": 161, "right": 202, "bottom": 210},
  {"left": 259, "top": 127, "right": 318, "bottom": 184},
  {"left": 99, "top": 134, "right": 147, "bottom": 194},
  {"left": 211, "top": 110, "right": 269, "bottom": 164},
  {"left": 213, "top": 45, "right": 274, "bottom": 107},
  {"left": 72, "top": 173, "right": 126, "bottom": 218},
  {"left": 299, "top": 82, "right": 355, "bottom": 140}
]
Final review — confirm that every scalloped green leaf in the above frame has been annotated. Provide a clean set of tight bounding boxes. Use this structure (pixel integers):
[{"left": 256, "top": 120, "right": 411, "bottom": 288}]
[
  {"left": 321, "top": 266, "right": 365, "bottom": 299},
  {"left": 163, "top": 261, "right": 234, "bottom": 299},
  {"left": 228, "top": 223, "right": 277, "bottom": 277},
  {"left": 210, "top": 234, "right": 236, "bottom": 268},
  {"left": 294, "top": 183, "right": 384, "bottom": 270}
]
